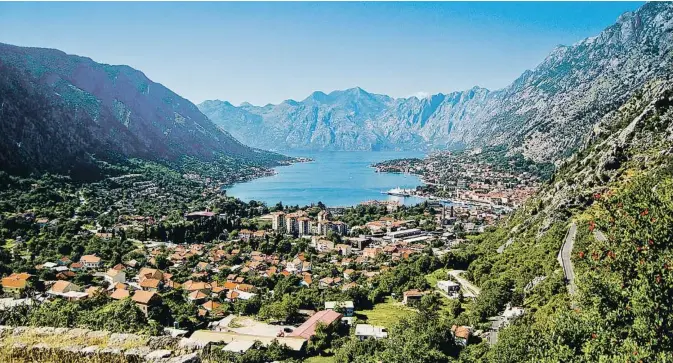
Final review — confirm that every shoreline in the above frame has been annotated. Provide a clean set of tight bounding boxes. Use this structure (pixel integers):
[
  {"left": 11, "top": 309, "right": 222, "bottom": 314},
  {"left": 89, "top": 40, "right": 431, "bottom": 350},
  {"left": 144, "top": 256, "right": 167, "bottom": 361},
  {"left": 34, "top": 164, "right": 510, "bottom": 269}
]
[{"left": 222, "top": 152, "right": 428, "bottom": 207}]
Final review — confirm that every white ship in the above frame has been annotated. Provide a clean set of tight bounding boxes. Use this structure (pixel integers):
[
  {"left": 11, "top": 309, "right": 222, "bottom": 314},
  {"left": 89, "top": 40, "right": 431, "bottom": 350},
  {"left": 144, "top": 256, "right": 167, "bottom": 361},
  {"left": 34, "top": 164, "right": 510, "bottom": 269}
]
[{"left": 383, "top": 187, "right": 412, "bottom": 197}]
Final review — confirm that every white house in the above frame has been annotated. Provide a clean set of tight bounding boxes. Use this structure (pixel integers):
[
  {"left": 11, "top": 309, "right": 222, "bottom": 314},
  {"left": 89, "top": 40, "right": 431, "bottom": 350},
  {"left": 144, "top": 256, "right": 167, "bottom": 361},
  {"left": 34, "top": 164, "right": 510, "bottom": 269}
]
[
  {"left": 325, "top": 300, "right": 354, "bottom": 317},
  {"left": 502, "top": 304, "right": 525, "bottom": 323},
  {"left": 437, "top": 280, "right": 461, "bottom": 294},
  {"left": 80, "top": 254, "right": 101, "bottom": 269},
  {"left": 286, "top": 258, "right": 303, "bottom": 273},
  {"left": 104, "top": 268, "right": 126, "bottom": 285},
  {"left": 355, "top": 324, "right": 388, "bottom": 340}
]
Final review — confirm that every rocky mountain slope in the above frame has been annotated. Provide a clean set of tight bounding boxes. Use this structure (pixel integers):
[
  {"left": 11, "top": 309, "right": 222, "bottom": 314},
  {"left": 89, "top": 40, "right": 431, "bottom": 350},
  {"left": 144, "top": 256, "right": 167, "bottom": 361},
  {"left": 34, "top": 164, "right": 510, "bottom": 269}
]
[
  {"left": 200, "top": 2, "right": 673, "bottom": 161},
  {"left": 461, "top": 76, "right": 673, "bottom": 361},
  {"left": 0, "top": 43, "right": 287, "bottom": 177}
]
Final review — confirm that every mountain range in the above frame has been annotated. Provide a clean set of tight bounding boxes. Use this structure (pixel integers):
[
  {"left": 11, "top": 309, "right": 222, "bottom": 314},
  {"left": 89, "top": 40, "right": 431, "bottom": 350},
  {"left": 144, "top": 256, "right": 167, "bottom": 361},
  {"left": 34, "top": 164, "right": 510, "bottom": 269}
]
[
  {"left": 199, "top": 2, "right": 673, "bottom": 162},
  {"left": 0, "top": 43, "right": 287, "bottom": 178}
]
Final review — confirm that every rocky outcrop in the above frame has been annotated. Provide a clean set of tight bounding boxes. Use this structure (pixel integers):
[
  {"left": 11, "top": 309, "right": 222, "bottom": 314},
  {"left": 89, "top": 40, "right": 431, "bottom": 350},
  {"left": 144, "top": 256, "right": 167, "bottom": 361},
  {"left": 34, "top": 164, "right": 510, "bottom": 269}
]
[{"left": 0, "top": 326, "right": 202, "bottom": 363}]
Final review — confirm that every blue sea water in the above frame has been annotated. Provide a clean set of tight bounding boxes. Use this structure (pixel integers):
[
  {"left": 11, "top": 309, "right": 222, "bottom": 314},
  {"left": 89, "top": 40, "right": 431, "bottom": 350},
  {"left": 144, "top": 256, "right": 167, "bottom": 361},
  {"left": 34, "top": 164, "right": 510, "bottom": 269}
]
[{"left": 226, "top": 151, "right": 428, "bottom": 207}]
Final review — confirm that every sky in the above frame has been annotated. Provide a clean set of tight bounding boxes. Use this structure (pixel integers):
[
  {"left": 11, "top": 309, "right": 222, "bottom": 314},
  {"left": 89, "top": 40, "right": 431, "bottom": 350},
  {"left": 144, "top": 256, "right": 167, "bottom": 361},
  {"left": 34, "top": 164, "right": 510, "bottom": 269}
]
[{"left": 0, "top": 2, "right": 643, "bottom": 106}]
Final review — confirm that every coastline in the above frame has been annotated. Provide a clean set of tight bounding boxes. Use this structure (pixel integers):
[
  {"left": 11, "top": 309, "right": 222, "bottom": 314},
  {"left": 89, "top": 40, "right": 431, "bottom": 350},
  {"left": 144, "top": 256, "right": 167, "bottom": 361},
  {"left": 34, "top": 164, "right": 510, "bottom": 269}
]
[
  {"left": 223, "top": 151, "right": 426, "bottom": 207},
  {"left": 219, "top": 156, "right": 315, "bottom": 189}
]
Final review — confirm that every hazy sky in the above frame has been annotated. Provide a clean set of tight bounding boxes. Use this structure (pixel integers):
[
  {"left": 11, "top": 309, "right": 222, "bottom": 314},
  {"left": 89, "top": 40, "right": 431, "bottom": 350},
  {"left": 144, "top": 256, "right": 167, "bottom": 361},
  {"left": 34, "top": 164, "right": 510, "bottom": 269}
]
[{"left": 0, "top": 2, "right": 642, "bottom": 106}]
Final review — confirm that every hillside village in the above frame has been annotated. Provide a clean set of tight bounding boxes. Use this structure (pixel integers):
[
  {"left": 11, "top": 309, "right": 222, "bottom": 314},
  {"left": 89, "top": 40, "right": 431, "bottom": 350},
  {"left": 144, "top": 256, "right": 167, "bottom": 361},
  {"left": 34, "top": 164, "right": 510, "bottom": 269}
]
[
  {"left": 373, "top": 146, "right": 551, "bottom": 210},
  {"left": 1, "top": 2, "right": 672, "bottom": 362},
  {"left": 0, "top": 166, "right": 526, "bottom": 361}
]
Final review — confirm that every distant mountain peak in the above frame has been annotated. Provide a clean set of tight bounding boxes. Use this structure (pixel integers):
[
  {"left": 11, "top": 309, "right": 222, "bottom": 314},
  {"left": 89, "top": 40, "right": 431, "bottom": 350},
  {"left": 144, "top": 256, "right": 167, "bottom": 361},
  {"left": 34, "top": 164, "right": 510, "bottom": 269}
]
[
  {"left": 303, "top": 91, "right": 329, "bottom": 103},
  {"left": 198, "top": 2, "right": 672, "bottom": 160}
]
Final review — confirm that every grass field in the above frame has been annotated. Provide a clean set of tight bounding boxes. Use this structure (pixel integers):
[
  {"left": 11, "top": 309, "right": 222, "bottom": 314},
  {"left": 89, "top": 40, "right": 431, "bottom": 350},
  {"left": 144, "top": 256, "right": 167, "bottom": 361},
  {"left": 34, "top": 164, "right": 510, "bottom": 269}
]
[
  {"left": 354, "top": 297, "right": 416, "bottom": 329},
  {"left": 304, "top": 355, "right": 336, "bottom": 363},
  {"left": 425, "top": 268, "right": 448, "bottom": 288}
]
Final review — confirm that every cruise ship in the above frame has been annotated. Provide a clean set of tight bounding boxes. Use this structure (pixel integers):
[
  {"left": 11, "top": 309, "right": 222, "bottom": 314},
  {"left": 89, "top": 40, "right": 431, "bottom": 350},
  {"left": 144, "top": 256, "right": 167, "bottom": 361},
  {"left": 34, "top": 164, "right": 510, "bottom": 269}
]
[{"left": 383, "top": 187, "right": 413, "bottom": 197}]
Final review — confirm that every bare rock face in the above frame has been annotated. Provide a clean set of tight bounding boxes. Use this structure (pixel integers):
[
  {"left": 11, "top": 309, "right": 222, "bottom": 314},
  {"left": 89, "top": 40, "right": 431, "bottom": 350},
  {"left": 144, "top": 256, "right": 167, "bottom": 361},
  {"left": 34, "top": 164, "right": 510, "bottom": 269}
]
[
  {"left": 167, "top": 353, "right": 201, "bottom": 363},
  {"left": 148, "top": 335, "right": 180, "bottom": 350},
  {"left": 145, "top": 349, "right": 173, "bottom": 361},
  {"left": 199, "top": 2, "right": 673, "bottom": 163},
  {"left": 80, "top": 345, "right": 100, "bottom": 355},
  {"left": 530, "top": 79, "right": 673, "bottom": 228},
  {"left": 178, "top": 338, "right": 205, "bottom": 352},
  {"left": 0, "top": 326, "right": 195, "bottom": 362},
  {"left": 125, "top": 346, "right": 153, "bottom": 359},
  {"left": 110, "top": 332, "right": 146, "bottom": 345}
]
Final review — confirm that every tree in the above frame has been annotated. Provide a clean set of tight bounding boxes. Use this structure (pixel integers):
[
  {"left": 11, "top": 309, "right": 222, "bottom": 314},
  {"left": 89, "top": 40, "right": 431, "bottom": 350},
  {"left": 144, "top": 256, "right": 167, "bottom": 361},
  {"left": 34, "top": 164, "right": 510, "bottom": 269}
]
[
  {"left": 80, "top": 298, "right": 149, "bottom": 333},
  {"left": 308, "top": 322, "right": 337, "bottom": 355},
  {"left": 258, "top": 294, "right": 299, "bottom": 323},
  {"left": 419, "top": 293, "right": 442, "bottom": 319}
]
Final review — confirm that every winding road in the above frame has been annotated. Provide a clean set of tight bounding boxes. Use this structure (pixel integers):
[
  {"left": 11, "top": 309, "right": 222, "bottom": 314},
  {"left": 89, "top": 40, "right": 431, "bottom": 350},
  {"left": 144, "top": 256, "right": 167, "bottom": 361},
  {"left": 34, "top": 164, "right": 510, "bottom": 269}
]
[{"left": 558, "top": 222, "right": 578, "bottom": 296}]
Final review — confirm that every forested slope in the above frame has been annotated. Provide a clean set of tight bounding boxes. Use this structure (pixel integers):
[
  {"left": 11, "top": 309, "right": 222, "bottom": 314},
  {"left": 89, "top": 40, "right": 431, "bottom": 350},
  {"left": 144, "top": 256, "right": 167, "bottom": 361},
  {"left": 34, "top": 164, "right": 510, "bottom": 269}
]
[{"left": 461, "top": 78, "right": 673, "bottom": 361}]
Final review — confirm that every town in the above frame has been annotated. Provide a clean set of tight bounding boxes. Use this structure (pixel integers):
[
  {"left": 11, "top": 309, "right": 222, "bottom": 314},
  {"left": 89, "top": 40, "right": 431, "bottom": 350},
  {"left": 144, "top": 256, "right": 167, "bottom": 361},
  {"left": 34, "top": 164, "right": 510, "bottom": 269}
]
[
  {"left": 373, "top": 146, "right": 553, "bottom": 211},
  {"left": 0, "top": 165, "right": 527, "bottom": 362}
]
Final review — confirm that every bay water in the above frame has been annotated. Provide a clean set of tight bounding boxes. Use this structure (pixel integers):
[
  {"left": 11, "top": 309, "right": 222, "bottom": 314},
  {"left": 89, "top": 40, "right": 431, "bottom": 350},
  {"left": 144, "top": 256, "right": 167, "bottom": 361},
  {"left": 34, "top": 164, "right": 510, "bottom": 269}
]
[{"left": 225, "top": 151, "right": 427, "bottom": 207}]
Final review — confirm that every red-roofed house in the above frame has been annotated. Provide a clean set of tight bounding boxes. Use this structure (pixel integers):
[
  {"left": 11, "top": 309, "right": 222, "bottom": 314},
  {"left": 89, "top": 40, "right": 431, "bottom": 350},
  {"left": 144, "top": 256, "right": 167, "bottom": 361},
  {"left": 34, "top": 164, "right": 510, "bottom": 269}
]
[{"left": 290, "top": 310, "right": 342, "bottom": 339}]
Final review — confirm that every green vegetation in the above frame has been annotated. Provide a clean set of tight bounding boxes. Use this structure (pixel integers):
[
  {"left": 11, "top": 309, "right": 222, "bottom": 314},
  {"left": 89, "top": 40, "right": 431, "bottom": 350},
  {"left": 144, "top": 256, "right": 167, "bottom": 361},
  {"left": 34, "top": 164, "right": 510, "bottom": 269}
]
[
  {"left": 0, "top": 294, "right": 160, "bottom": 335},
  {"left": 354, "top": 297, "right": 415, "bottom": 329}
]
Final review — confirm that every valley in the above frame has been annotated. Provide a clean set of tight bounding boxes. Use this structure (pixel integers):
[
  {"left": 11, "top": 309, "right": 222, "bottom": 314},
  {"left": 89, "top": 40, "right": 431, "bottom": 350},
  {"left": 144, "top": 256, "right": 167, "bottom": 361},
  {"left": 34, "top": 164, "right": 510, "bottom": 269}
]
[{"left": 0, "top": 2, "right": 672, "bottom": 362}]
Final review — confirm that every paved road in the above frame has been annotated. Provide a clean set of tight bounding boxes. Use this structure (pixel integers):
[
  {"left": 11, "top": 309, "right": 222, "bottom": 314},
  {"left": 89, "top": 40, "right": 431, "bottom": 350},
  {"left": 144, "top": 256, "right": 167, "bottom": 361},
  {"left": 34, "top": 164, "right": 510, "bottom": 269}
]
[
  {"left": 447, "top": 270, "right": 481, "bottom": 297},
  {"left": 558, "top": 222, "right": 578, "bottom": 296},
  {"left": 487, "top": 316, "right": 506, "bottom": 345}
]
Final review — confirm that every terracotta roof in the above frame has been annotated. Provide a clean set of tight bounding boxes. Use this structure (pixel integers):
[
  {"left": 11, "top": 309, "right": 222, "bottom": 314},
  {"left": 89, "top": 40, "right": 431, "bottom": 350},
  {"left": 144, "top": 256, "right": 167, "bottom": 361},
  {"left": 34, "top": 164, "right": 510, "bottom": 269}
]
[
  {"left": 80, "top": 255, "right": 101, "bottom": 263},
  {"left": 106, "top": 268, "right": 123, "bottom": 277},
  {"left": 132, "top": 290, "right": 158, "bottom": 305},
  {"left": 452, "top": 325, "right": 471, "bottom": 340},
  {"left": 290, "top": 310, "right": 342, "bottom": 339},
  {"left": 183, "top": 281, "right": 212, "bottom": 292},
  {"left": 113, "top": 282, "right": 127, "bottom": 290},
  {"left": 85, "top": 286, "right": 103, "bottom": 296},
  {"left": 140, "top": 278, "right": 161, "bottom": 288},
  {"left": 56, "top": 271, "right": 76, "bottom": 280},
  {"left": 110, "top": 288, "right": 130, "bottom": 300},
  {"left": 223, "top": 281, "right": 238, "bottom": 290},
  {"left": 138, "top": 268, "right": 163, "bottom": 281},
  {"left": 236, "top": 284, "right": 254, "bottom": 292},
  {"left": 50, "top": 280, "right": 77, "bottom": 293},
  {"left": 9, "top": 272, "right": 32, "bottom": 280},
  {"left": 202, "top": 300, "right": 221, "bottom": 311},
  {"left": 1, "top": 277, "right": 27, "bottom": 289},
  {"left": 404, "top": 289, "right": 424, "bottom": 297},
  {"left": 188, "top": 290, "right": 208, "bottom": 300}
]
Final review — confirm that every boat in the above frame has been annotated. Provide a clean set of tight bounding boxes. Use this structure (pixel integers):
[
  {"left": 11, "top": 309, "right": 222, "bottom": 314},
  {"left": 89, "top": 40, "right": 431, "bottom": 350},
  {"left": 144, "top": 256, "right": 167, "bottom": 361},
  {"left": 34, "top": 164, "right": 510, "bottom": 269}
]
[{"left": 383, "top": 187, "right": 412, "bottom": 197}]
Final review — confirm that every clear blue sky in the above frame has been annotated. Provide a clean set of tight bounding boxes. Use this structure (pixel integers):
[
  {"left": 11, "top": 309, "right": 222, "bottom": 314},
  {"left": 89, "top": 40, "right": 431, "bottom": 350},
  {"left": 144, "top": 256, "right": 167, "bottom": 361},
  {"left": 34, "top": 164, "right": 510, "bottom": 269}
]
[{"left": 0, "top": 2, "right": 643, "bottom": 106}]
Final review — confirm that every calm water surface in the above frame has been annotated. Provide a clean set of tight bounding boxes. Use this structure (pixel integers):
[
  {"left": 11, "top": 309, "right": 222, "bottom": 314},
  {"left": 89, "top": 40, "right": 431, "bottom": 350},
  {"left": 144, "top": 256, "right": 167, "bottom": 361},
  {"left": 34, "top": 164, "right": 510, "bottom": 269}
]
[{"left": 226, "top": 151, "right": 427, "bottom": 207}]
